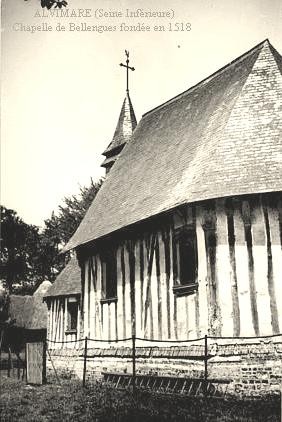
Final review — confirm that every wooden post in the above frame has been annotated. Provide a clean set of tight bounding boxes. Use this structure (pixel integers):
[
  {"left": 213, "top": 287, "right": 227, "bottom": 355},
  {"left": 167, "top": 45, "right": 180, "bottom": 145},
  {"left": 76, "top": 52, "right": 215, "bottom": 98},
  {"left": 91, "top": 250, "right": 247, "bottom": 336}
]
[
  {"left": 42, "top": 340, "right": 47, "bottom": 384},
  {"left": 0, "top": 331, "right": 2, "bottom": 376},
  {"left": 17, "top": 355, "right": 20, "bottom": 379},
  {"left": 8, "top": 347, "right": 11, "bottom": 377},
  {"left": 204, "top": 334, "right": 208, "bottom": 396},
  {"left": 82, "top": 336, "right": 88, "bottom": 387},
  {"left": 132, "top": 334, "right": 136, "bottom": 396}
]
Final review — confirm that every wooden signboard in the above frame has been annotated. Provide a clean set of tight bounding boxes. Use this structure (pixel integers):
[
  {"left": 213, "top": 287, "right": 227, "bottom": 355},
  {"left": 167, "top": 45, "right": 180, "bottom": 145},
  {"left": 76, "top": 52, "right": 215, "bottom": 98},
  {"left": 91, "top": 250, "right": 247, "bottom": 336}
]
[{"left": 26, "top": 342, "right": 45, "bottom": 385}]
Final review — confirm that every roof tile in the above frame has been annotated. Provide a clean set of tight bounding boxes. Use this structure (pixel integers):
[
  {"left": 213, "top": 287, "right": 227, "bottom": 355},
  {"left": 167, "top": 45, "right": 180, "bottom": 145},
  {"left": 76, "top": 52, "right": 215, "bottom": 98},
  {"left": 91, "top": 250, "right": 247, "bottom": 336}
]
[{"left": 64, "top": 40, "right": 282, "bottom": 251}]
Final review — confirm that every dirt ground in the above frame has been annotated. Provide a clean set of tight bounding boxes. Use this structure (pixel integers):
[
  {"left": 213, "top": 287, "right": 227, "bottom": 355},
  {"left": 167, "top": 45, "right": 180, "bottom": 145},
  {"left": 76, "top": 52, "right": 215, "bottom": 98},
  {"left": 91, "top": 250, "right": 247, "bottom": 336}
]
[{"left": 0, "top": 375, "right": 280, "bottom": 421}]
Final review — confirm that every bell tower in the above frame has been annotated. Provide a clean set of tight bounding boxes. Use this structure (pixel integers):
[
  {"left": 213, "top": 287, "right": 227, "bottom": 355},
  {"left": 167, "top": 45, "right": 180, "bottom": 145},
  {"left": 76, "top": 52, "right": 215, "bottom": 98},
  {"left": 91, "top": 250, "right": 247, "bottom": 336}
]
[{"left": 101, "top": 51, "right": 137, "bottom": 174}]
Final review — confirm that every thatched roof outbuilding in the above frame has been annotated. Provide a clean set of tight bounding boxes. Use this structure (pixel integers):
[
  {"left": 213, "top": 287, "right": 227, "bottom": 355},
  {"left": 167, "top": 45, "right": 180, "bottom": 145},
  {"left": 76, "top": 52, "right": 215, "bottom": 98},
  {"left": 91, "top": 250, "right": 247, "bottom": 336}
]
[{"left": 9, "top": 280, "right": 51, "bottom": 330}]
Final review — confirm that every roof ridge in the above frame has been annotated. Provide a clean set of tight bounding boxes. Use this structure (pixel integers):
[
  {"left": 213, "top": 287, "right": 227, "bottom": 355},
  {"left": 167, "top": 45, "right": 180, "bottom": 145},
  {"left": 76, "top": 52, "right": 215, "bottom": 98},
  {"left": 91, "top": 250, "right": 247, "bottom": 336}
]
[{"left": 143, "top": 39, "right": 269, "bottom": 118}]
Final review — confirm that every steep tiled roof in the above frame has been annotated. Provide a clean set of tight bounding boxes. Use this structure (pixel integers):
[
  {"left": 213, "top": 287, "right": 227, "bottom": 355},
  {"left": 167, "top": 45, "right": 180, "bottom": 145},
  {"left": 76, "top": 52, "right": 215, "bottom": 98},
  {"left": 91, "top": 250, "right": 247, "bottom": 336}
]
[
  {"left": 64, "top": 40, "right": 282, "bottom": 251},
  {"left": 44, "top": 257, "right": 81, "bottom": 298}
]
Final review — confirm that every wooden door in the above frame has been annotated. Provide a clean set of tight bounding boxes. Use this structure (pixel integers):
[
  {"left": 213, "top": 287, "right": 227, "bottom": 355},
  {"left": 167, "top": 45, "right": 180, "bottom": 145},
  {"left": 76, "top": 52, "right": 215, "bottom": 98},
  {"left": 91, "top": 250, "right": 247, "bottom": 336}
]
[{"left": 26, "top": 342, "right": 44, "bottom": 385}]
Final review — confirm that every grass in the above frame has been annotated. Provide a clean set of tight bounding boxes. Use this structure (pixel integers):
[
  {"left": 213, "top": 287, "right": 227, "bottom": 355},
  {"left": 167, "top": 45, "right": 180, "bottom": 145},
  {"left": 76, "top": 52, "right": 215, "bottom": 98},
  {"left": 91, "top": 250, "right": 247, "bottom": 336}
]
[{"left": 0, "top": 375, "right": 280, "bottom": 421}]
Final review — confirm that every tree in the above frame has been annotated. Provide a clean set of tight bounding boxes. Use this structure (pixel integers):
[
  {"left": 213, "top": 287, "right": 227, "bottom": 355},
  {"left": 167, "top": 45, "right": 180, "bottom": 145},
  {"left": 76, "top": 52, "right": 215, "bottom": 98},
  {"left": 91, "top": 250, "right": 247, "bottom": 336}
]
[
  {"left": 43, "top": 177, "right": 103, "bottom": 247},
  {"left": 24, "top": 0, "right": 68, "bottom": 9},
  {"left": 39, "top": 177, "right": 103, "bottom": 280},
  {"left": 0, "top": 178, "right": 103, "bottom": 293},
  {"left": 0, "top": 207, "right": 43, "bottom": 293}
]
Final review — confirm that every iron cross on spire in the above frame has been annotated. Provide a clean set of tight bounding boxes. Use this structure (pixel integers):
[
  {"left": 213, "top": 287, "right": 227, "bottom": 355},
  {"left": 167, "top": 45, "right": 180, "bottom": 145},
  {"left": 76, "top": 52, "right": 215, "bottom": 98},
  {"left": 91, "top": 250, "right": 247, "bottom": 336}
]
[{"left": 120, "top": 50, "right": 135, "bottom": 93}]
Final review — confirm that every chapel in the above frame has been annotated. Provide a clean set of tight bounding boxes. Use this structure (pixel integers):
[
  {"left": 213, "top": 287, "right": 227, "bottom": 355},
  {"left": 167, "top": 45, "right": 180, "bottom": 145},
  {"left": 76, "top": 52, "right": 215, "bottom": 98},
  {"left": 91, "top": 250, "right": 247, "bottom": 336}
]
[{"left": 48, "top": 40, "right": 282, "bottom": 346}]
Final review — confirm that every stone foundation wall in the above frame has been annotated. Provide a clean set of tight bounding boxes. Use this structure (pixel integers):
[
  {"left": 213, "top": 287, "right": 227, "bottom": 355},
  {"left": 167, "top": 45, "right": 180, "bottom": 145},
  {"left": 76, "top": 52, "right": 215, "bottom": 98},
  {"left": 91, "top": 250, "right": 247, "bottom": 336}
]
[{"left": 47, "top": 340, "right": 282, "bottom": 396}]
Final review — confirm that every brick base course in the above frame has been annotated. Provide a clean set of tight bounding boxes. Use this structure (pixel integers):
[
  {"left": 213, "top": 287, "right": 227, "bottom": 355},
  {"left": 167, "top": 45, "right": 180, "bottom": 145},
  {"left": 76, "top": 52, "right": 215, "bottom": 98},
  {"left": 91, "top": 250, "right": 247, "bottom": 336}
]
[{"left": 47, "top": 341, "right": 282, "bottom": 396}]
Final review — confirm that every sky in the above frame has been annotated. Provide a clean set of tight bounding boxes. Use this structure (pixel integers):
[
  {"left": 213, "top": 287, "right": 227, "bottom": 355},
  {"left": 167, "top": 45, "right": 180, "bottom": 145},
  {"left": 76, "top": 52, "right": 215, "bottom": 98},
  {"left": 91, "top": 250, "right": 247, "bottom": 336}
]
[{"left": 1, "top": 0, "right": 282, "bottom": 227}]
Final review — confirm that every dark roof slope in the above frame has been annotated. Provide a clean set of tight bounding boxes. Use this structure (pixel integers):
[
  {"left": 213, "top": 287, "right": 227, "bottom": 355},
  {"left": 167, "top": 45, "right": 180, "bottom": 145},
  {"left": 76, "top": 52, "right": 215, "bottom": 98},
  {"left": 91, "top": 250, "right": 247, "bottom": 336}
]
[
  {"left": 9, "top": 281, "right": 51, "bottom": 329},
  {"left": 44, "top": 257, "right": 81, "bottom": 298},
  {"left": 65, "top": 39, "right": 282, "bottom": 251}
]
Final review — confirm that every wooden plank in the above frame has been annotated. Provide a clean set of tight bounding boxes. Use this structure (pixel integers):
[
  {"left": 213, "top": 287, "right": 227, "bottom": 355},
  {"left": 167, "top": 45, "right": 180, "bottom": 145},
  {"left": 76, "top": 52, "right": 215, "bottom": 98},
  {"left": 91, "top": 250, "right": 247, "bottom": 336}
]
[
  {"left": 181, "top": 380, "right": 187, "bottom": 394},
  {"left": 124, "top": 247, "right": 131, "bottom": 338},
  {"left": 233, "top": 205, "right": 255, "bottom": 336},
  {"left": 53, "top": 299, "right": 59, "bottom": 346},
  {"left": 109, "top": 301, "right": 116, "bottom": 341},
  {"left": 252, "top": 202, "right": 272, "bottom": 335},
  {"left": 52, "top": 299, "right": 57, "bottom": 344},
  {"left": 47, "top": 305, "right": 52, "bottom": 343},
  {"left": 84, "top": 260, "right": 89, "bottom": 338},
  {"left": 167, "top": 227, "right": 177, "bottom": 340},
  {"left": 89, "top": 259, "right": 95, "bottom": 339},
  {"left": 95, "top": 256, "right": 103, "bottom": 340},
  {"left": 159, "top": 232, "right": 168, "bottom": 340},
  {"left": 64, "top": 298, "right": 68, "bottom": 344},
  {"left": 77, "top": 301, "right": 81, "bottom": 347},
  {"left": 216, "top": 200, "right": 234, "bottom": 336},
  {"left": 225, "top": 198, "right": 240, "bottom": 336},
  {"left": 49, "top": 301, "right": 54, "bottom": 343},
  {"left": 116, "top": 246, "right": 123, "bottom": 339},
  {"left": 267, "top": 204, "right": 282, "bottom": 332},
  {"left": 155, "top": 233, "right": 163, "bottom": 340},
  {"left": 262, "top": 201, "right": 280, "bottom": 334},
  {"left": 26, "top": 342, "right": 44, "bottom": 385},
  {"left": 203, "top": 205, "right": 221, "bottom": 336},
  {"left": 139, "top": 239, "right": 145, "bottom": 336},
  {"left": 128, "top": 240, "right": 136, "bottom": 337},
  {"left": 187, "top": 294, "right": 197, "bottom": 339},
  {"left": 150, "top": 235, "right": 159, "bottom": 340},
  {"left": 196, "top": 206, "right": 209, "bottom": 336},
  {"left": 120, "top": 246, "right": 127, "bottom": 338},
  {"left": 135, "top": 240, "right": 142, "bottom": 337},
  {"left": 143, "top": 234, "right": 155, "bottom": 339},
  {"left": 241, "top": 200, "right": 259, "bottom": 335},
  {"left": 60, "top": 300, "right": 64, "bottom": 343},
  {"left": 162, "top": 228, "right": 172, "bottom": 338}
]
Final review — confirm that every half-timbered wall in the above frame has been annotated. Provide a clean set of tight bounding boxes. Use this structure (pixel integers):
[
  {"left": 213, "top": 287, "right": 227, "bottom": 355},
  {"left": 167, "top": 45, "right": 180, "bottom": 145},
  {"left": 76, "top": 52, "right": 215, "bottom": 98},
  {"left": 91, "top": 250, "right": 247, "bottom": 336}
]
[
  {"left": 47, "top": 295, "right": 81, "bottom": 348},
  {"left": 80, "top": 193, "right": 282, "bottom": 341}
]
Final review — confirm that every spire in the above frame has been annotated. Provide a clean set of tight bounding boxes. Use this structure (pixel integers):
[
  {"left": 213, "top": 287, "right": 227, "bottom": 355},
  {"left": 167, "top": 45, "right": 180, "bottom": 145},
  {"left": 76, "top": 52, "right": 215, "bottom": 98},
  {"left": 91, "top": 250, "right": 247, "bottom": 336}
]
[{"left": 101, "top": 51, "right": 137, "bottom": 174}]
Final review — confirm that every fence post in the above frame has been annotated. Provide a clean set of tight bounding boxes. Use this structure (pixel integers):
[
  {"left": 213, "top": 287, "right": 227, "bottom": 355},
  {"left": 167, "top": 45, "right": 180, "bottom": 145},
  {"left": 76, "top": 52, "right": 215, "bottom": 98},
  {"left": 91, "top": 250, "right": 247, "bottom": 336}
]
[
  {"left": 82, "top": 337, "right": 88, "bottom": 388},
  {"left": 17, "top": 354, "right": 21, "bottom": 380},
  {"left": 42, "top": 340, "right": 47, "bottom": 384},
  {"left": 8, "top": 348, "right": 11, "bottom": 377},
  {"left": 204, "top": 334, "right": 208, "bottom": 396},
  {"left": 132, "top": 334, "right": 136, "bottom": 396}
]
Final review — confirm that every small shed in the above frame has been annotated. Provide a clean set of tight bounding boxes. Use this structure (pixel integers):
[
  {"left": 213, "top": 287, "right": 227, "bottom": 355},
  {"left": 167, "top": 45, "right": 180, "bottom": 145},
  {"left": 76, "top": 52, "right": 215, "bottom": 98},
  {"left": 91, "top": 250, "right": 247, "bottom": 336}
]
[{"left": 8, "top": 280, "right": 52, "bottom": 344}]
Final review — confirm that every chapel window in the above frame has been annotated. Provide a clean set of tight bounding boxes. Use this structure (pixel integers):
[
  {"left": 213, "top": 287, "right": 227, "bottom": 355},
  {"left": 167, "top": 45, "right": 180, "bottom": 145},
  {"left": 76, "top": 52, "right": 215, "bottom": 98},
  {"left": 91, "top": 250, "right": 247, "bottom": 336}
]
[
  {"left": 67, "top": 298, "right": 78, "bottom": 331},
  {"left": 101, "top": 248, "right": 117, "bottom": 302},
  {"left": 173, "top": 227, "right": 198, "bottom": 296}
]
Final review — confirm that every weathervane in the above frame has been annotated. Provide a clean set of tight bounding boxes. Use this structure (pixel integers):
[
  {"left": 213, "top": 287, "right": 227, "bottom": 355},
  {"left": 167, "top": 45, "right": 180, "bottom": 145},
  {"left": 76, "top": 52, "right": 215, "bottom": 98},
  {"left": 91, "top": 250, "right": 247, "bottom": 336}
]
[{"left": 120, "top": 50, "right": 135, "bottom": 93}]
